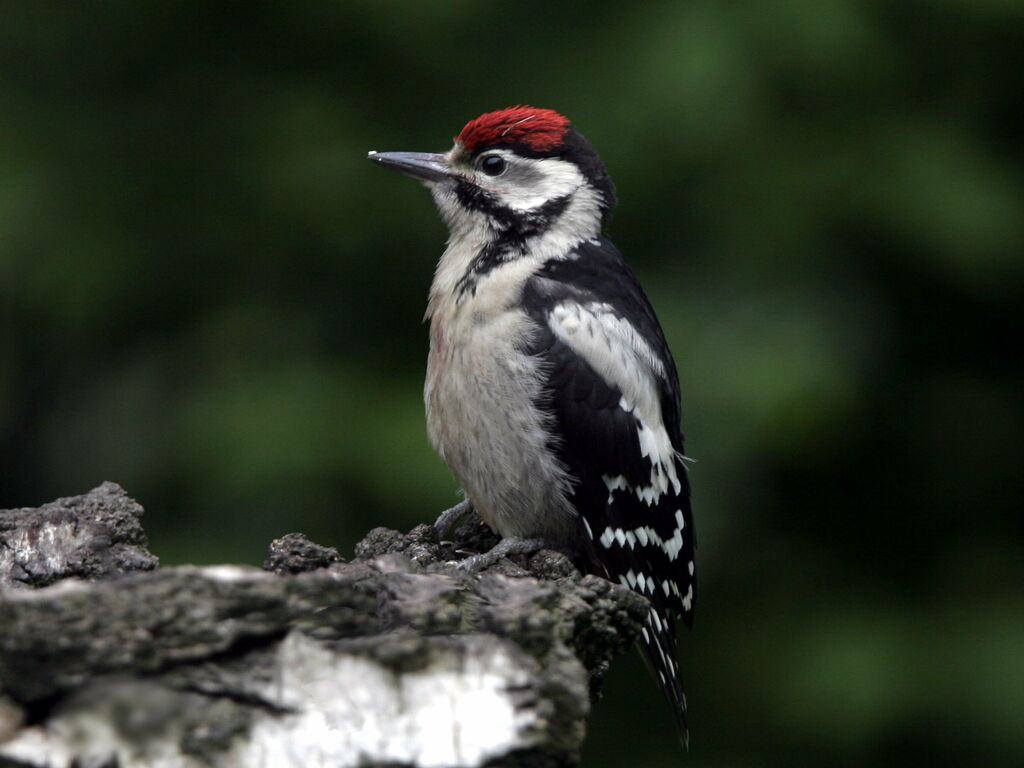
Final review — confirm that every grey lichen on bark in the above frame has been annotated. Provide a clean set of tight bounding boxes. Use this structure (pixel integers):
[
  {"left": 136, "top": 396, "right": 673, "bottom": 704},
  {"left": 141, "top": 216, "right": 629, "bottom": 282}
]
[{"left": 0, "top": 485, "right": 647, "bottom": 768}]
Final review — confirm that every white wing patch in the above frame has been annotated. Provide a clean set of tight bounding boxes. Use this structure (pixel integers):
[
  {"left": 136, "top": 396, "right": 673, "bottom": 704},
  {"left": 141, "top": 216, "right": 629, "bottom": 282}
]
[
  {"left": 549, "top": 301, "right": 680, "bottom": 504},
  {"left": 548, "top": 302, "right": 666, "bottom": 393}
]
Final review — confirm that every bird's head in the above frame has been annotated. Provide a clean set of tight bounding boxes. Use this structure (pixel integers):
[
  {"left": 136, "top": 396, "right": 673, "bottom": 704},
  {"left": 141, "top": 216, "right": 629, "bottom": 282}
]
[{"left": 369, "top": 106, "right": 616, "bottom": 243}]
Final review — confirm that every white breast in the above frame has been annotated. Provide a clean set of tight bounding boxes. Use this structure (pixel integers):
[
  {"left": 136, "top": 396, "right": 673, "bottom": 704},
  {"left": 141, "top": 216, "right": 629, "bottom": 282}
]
[{"left": 424, "top": 244, "right": 576, "bottom": 545}]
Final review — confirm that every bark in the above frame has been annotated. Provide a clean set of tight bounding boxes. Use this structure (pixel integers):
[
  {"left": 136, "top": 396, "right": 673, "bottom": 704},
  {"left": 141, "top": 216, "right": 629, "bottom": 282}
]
[{"left": 0, "top": 484, "right": 646, "bottom": 768}]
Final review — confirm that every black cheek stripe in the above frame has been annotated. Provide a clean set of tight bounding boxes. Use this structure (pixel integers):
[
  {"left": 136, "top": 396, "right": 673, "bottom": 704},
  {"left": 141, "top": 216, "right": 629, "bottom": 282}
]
[{"left": 455, "top": 193, "right": 571, "bottom": 297}]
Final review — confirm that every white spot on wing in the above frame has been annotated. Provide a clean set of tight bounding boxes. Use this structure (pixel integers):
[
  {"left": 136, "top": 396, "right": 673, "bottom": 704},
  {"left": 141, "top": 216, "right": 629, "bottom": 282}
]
[
  {"left": 594, "top": 512, "right": 689, "bottom": 563},
  {"left": 602, "top": 474, "right": 629, "bottom": 504},
  {"left": 603, "top": 475, "right": 628, "bottom": 493}
]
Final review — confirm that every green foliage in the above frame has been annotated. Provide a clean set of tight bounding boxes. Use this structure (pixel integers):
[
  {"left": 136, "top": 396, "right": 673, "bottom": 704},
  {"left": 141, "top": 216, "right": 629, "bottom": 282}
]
[{"left": 1, "top": 1, "right": 1022, "bottom": 765}]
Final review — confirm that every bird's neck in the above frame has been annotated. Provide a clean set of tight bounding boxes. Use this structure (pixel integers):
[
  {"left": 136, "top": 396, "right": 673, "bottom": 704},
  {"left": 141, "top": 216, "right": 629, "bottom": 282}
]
[{"left": 426, "top": 187, "right": 604, "bottom": 325}]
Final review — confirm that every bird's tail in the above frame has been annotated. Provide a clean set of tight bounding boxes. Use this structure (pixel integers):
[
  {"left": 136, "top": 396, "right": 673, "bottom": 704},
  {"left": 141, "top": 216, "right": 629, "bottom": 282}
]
[{"left": 637, "top": 606, "right": 689, "bottom": 749}]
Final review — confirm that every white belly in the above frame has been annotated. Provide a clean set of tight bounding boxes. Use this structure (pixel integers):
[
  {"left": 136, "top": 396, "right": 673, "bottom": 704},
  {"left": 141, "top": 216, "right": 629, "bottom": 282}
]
[{"left": 424, "top": 309, "right": 576, "bottom": 545}]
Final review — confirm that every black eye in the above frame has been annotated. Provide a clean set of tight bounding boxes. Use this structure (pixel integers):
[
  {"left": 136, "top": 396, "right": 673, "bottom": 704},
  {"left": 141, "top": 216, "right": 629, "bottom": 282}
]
[{"left": 479, "top": 155, "right": 507, "bottom": 176}]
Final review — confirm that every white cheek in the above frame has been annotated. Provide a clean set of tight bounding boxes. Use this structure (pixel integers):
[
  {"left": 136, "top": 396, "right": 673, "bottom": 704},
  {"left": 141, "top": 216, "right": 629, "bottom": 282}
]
[{"left": 494, "top": 158, "right": 585, "bottom": 212}]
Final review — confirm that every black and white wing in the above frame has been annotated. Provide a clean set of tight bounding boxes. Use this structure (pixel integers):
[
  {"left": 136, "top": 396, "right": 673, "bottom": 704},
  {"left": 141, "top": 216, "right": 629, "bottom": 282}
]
[{"left": 521, "top": 237, "right": 696, "bottom": 740}]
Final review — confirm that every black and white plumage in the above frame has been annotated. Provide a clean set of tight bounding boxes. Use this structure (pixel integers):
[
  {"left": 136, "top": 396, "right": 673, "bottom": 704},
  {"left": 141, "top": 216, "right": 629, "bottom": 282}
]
[
  {"left": 369, "top": 106, "right": 696, "bottom": 744},
  {"left": 521, "top": 238, "right": 695, "bottom": 733}
]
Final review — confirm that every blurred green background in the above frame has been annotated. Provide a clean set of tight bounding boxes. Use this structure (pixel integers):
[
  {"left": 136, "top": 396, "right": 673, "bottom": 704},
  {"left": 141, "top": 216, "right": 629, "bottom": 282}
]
[{"left": 1, "top": 1, "right": 1022, "bottom": 766}]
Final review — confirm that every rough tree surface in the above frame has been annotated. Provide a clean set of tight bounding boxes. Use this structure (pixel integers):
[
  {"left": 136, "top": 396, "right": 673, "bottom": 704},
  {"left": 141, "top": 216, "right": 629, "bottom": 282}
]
[{"left": 0, "top": 484, "right": 647, "bottom": 768}]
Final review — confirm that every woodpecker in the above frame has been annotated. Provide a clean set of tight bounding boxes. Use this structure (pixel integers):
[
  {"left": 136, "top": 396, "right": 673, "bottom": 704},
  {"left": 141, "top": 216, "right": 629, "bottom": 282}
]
[{"left": 369, "top": 106, "right": 696, "bottom": 744}]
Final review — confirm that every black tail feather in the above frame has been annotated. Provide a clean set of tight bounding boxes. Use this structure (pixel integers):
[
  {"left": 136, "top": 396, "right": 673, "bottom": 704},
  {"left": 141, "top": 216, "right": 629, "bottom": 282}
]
[{"left": 637, "top": 608, "right": 689, "bottom": 749}]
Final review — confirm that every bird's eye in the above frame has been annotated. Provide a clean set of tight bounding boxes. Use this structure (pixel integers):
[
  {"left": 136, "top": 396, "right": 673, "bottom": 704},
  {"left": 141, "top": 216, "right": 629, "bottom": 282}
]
[{"left": 479, "top": 155, "right": 507, "bottom": 176}]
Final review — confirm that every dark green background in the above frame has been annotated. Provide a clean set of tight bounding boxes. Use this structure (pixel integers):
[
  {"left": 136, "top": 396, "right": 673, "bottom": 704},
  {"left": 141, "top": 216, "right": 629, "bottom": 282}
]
[{"left": 2, "top": 2, "right": 1022, "bottom": 766}]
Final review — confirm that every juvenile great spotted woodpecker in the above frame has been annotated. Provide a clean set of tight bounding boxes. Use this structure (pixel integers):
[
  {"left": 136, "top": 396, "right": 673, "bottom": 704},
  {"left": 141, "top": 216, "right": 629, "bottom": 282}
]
[{"left": 369, "top": 106, "right": 696, "bottom": 744}]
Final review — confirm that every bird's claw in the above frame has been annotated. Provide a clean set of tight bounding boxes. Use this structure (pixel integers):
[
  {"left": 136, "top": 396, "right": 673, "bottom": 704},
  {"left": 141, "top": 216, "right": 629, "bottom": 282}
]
[
  {"left": 454, "top": 537, "right": 546, "bottom": 574},
  {"left": 455, "top": 554, "right": 489, "bottom": 574},
  {"left": 433, "top": 499, "right": 473, "bottom": 541}
]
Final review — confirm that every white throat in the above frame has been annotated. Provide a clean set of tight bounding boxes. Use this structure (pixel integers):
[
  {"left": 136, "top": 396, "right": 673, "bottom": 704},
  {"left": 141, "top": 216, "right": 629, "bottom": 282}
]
[{"left": 426, "top": 159, "right": 604, "bottom": 324}]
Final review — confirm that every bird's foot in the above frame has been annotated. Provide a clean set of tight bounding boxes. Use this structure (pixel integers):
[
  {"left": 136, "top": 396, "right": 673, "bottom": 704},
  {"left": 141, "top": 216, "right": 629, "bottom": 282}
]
[
  {"left": 456, "top": 537, "right": 546, "bottom": 574},
  {"left": 433, "top": 499, "right": 473, "bottom": 542}
]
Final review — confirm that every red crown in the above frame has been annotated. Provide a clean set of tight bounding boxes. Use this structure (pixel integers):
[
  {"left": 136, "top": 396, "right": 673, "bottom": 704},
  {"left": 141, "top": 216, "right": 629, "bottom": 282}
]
[{"left": 456, "top": 106, "right": 570, "bottom": 154}]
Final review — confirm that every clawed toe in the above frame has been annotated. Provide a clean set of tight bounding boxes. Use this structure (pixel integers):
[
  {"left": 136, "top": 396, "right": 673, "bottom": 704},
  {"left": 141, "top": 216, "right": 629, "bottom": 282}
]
[
  {"left": 455, "top": 553, "right": 488, "bottom": 573},
  {"left": 454, "top": 537, "right": 546, "bottom": 574},
  {"left": 433, "top": 499, "right": 473, "bottom": 541}
]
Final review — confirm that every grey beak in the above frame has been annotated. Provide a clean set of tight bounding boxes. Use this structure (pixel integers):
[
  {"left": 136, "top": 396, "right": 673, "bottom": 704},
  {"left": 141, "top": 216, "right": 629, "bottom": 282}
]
[{"left": 368, "top": 151, "right": 451, "bottom": 182}]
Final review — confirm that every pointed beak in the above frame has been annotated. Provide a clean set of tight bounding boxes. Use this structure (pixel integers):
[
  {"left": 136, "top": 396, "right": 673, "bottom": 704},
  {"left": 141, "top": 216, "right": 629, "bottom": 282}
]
[{"left": 367, "top": 151, "right": 452, "bottom": 183}]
